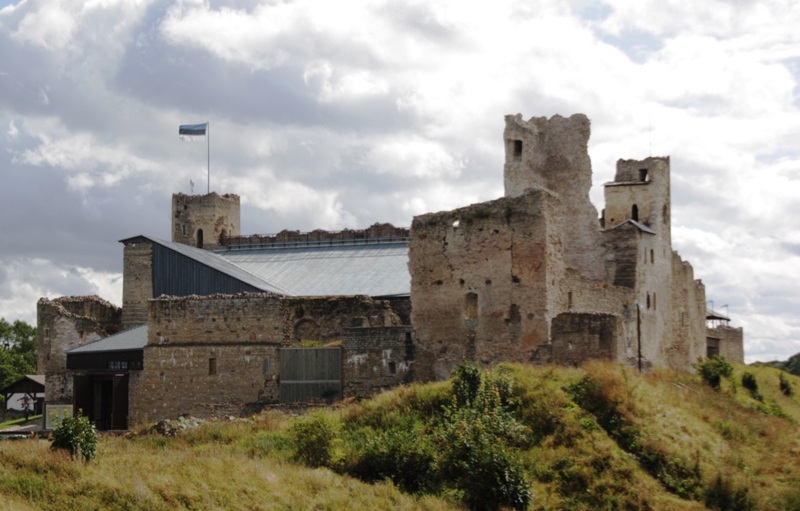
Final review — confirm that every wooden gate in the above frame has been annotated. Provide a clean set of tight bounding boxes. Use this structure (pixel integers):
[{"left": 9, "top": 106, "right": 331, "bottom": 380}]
[{"left": 279, "top": 347, "right": 342, "bottom": 404}]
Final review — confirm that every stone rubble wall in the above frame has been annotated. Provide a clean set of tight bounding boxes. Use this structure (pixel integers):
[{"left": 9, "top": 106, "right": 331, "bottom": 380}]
[
  {"left": 37, "top": 296, "right": 121, "bottom": 403},
  {"left": 224, "top": 223, "right": 408, "bottom": 249},
  {"left": 665, "top": 252, "right": 707, "bottom": 372},
  {"left": 342, "top": 326, "right": 416, "bottom": 399},
  {"left": 410, "top": 190, "right": 561, "bottom": 380}
]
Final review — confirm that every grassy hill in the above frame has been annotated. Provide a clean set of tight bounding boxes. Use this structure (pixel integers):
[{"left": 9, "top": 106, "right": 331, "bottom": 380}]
[
  {"left": 1, "top": 360, "right": 799, "bottom": 510},
  {"left": 757, "top": 352, "right": 800, "bottom": 377}
]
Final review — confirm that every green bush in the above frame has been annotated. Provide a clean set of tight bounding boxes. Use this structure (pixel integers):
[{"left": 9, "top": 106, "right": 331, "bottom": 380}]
[
  {"left": 704, "top": 474, "right": 756, "bottom": 511},
  {"left": 350, "top": 425, "right": 437, "bottom": 493},
  {"left": 741, "top": 372, "right": 764, "bottom": 401},
  {"left": 50, "top": 413, "right": 97, "bottom": 461},
  {"left": 288, "top": 412, "right": 339, "bottom": 468},
  {"left": 693, "top": 356, "right": 733, "bottom": 391},
  {"left": 780, "top": 372, "right": 794, "bottom": 397}
]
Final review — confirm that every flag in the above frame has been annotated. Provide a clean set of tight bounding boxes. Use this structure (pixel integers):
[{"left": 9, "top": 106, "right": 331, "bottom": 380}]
[{"left": 179, "top": 123, "right": 207, "bottom": 141}]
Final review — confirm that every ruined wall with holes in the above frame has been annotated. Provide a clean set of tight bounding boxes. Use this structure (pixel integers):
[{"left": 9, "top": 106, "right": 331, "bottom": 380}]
[
  {"left": 172, "top": 192, "right": 240, "bottom": 250},
  {"left": 37, "top": 296, "right": 121, "bottom": 403},
  {"left": 342, "top": 326, "right": 416, "bottom": 398},
  {"left": 410, "top": 189, "right": 563, "bottom": 380},
  {"left": 121, "top": 240, "right": 153, "bottom": 329},
  {"left": 503, "top": 114, "right": 605, "bottom": 281},
  {"left": 706, "top": 325, "right": 744, "bottom": 364},
  {"left": 550, "top": 313, "right": 620, "bottom": 366},
  {"left": 129, "top": 293, "right": 412, "bottom": 422}
]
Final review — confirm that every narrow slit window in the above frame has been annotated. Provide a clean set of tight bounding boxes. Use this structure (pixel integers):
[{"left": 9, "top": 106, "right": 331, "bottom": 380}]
[
  {"left": 653, "top": 292, "right": 657, "bottom": 310},
  {"left": 632, "top": 204, "right": 639, "bottom": 222},
  {"left": 646, "top": 293, "right": 651, "bottom": 310},
  {"left": 209, "top": 357, "right": 217, "bottom": 376},
  {"left": 650, "top": 249, "right": 654, "bottom": 263},
  {"left": 464, "top": 292, "right": 479, "bottom": 320},
  {"left": 197, "top": 229, "right": 204, "bottom": 248}
]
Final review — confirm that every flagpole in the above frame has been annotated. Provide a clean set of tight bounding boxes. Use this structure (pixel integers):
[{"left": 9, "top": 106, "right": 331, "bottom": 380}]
[{"left": 207, "top": 121, "right": 210, "bottom": 194}]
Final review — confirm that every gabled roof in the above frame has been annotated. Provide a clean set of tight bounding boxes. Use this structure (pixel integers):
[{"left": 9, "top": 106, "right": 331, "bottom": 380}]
[
  {"left": 120, "top": 236, "right": 293, "bottom": 295},
  {"left": 67, "top": 325, "right": 148, "bottom": 354},
  {"left": 606, "top": 219, "right": 656, "bottom": 235},
  {"left": 0, "top": 375, "right": 45, "bottom": 395},
  {"left": 219, "top": 242, "right": 410, "bottom": 297},
  {"left": 706, "top": 309, "right": 730, "bottom": 321}
]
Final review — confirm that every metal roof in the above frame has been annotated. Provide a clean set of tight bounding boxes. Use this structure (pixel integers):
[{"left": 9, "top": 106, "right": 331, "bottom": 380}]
[
  {"left": 67, "top": 325, "right": 148, "bottom": 354},
  {"left": 218, "top": 242, "right": 410, "bottom": 297},
  {"left": 120, "top": 236, "right": 293, "bottom": 295},
  {"left": 607, "top": 219, "right": 656, "bottom": 235},
  {"left": 706, "top": 308, "right": 730, "bottom": 321}
]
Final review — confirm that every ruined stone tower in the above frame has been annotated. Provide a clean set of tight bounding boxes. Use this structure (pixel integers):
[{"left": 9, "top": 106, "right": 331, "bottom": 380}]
[
  {"left": 503, "top": 114, "right": 604, "bottom": 281},
  {"left": 172, "top": 192, "right": 240, "bottom": 250}
]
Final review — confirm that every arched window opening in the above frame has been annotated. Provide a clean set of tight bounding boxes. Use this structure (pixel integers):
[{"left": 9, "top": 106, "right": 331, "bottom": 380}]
[
  {"left": 196, "top": 229, "right": 204, "bottom": 248},
  {"left": 464, "top": 292, "right": 479, "bottom": 320},
  {"left": 632, "top": 204, "right": 639, "bottom": 222}
]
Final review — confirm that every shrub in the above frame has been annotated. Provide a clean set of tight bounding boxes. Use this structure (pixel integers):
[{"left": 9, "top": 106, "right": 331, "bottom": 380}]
[
  {"left": 741, "top": 372, "right": 764, "bottom": 401},
  {"left": 350, "top": 425, "right": 437, "bottom": 493},
  {"left": 50, "top": 413, "right": 97, "bottom": 461},
  {"left": 693, "top": 356, "right": 733, "bottom": 391},
  {"left": 288, "top": 412, "right": 339, "bottom": 468},
  {"left": 780, "top": 372, "right": 794, "bottom": 397},
  {"left": 451, "top": 360, "right": 482, "bottom": 407},
  {"left": 704, "top": 474, "right": 756, "bottom": 511}
]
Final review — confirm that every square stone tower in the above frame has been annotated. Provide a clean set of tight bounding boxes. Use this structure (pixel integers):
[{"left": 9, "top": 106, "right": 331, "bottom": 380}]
[{"left": 172, "top": 192, "right": 240, "bottom": 250}]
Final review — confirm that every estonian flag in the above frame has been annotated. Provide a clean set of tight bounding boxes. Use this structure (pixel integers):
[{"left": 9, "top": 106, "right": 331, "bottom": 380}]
[{"left": 179, "top": 123, "right": 208, "bottom": 141}]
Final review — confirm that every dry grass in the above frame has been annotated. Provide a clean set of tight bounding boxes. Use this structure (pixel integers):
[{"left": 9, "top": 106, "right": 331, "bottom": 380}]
[{"left": 1, "top": 362, "right": 799, "bottom": 510}]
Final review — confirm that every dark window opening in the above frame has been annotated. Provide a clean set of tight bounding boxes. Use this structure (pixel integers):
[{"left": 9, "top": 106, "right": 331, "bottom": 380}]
[
  {"left": 464, "top": 292, "right": 479, "bottom": 320},
  {"left": 646, "top": 293, "right": 650, "bottom": 309},
  {"left": 639, "top": 168, "right": 648, "bottom": 182},
  {"left": 405, "top": 332, "right": 412, "bottom": 342},
  {"left": 653, "top": 292, "right": 657, "bottom": 310},
  {"left": 183, "top": 204, "right": 188, "bottom": 210},
  {"left": 632, "top": 204, "right": 639, "bottom": 221},
  {"left": 197, "top": 229, "right": 204, "bottom": 248},
  {"left": 209, "top": 357, "right": 217, "bottom": 375},
  {"left": 513, "top": 140, "right": 523, "bottom": 161},
  {"left": 650, "top": 249, "right": 654, "bottom": 263},
  {"left": 388, "top": 362, "right": 396, "bottom": 375},
  {"left": 568, "top": 291, "right": 573, "bottom": 309}
]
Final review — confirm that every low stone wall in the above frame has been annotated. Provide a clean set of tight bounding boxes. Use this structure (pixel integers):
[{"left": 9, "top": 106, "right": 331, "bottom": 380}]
[{"left": 342, "top": 326, "right": 415, "bottom": 399}]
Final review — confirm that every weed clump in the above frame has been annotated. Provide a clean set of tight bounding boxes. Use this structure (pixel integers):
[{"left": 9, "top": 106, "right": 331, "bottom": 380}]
[
  {"left": 694, "top": 356, "right": 733, "bottom": 391},
  {"left": 50, "top": 413, "right": 97, "bottom": 461},
  {"left": 704, "top": 474, "right": 756, "bottom": 511},
  {"left": 780, "top": 372, "right": 794, "bottom": 397}
]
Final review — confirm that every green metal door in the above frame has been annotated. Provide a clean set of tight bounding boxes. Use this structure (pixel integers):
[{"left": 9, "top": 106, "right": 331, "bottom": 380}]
[{"left": 279, "top": 347, "right": 342, "bottom": 403}]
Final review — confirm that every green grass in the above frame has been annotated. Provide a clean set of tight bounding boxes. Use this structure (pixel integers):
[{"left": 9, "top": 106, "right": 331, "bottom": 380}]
[
  {"left": 0, "top": 415, "right": 42, "bottom": 431},
  {"left": 1, "top": 362, "right": 799, "bottom": 510}
]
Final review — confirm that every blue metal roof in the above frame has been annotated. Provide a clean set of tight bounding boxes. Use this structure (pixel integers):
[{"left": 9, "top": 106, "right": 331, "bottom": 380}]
[
  {"left": 121, "top": 236, "right": 293, "bottom": 295},
  {"left": 218, "top": 242, "right": 410, "bottom": 297},
  {"left": 67, "top": 325, "right": 148, "bottom": 354}
]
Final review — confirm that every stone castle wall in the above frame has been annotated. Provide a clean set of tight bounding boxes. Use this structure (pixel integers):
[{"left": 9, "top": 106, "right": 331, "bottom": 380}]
[
  {"left": 37, "top": 296, "right": 121, "bottom": 403},
  {"left": 130, "top": 293, "right": 414, "bottom": 422},
  {"left": 707, "top": 325, "right": 744, "bottom": 364},
  {"left": 224, "top": 223, "right": 408, "bottom": 249},
  {"left": 665, "top": 253, "right": 707, "bottom": 371},
  {"left": 410, "top": 190, "right": 561, "bottom": 380},
  {"left": 342, "top": 326, "right": 416, "bottom": 399}
]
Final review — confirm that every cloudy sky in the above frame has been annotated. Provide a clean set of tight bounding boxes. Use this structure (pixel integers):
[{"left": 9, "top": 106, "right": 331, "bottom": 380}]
[{"left": 1, "top": 0, "right": 798, "bottom": 362}]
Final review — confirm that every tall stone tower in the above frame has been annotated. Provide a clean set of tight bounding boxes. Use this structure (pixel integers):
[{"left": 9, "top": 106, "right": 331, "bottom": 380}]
[{"left": 172, "top": 192, "right": 240, "bottom": 250}]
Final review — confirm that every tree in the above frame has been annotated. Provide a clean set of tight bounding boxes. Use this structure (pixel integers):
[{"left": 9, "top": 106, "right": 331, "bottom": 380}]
[{"left": 0, "top": 318, "right": 38, "bottom": 406}]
